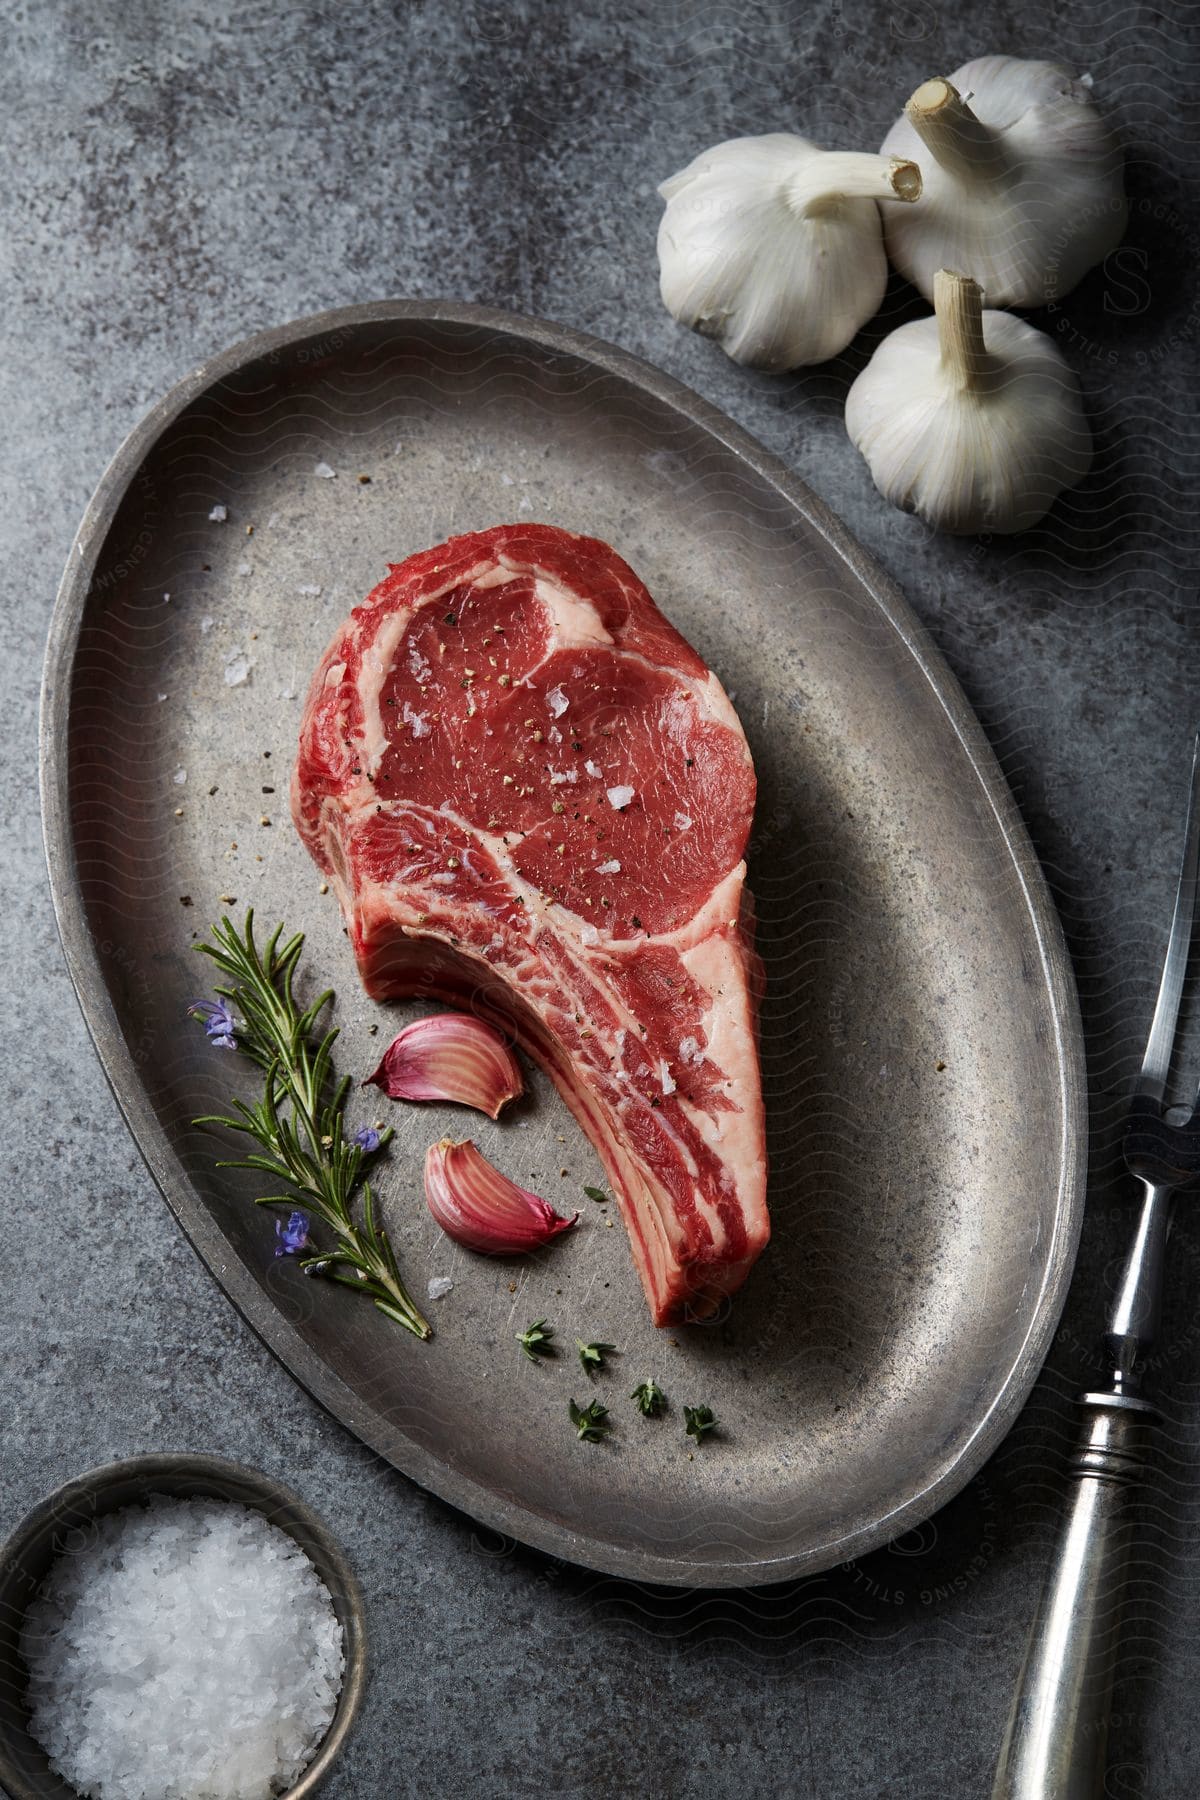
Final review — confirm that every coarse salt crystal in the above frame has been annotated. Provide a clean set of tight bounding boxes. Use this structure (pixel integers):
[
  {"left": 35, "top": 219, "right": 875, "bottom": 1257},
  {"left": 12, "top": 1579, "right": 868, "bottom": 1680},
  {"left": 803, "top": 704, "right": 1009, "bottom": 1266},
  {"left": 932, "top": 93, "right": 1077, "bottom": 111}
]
[
  {"left": 428, "top": 1275, "right": 454, "bottom": 1300},
  {"left": 606, "top": 785, "right": 634, "bottom": 810},
  {"left": 297, "top": 584, "right": 322, "bottom": 597},
  {"left": 584, "top": 760, "right": 602, "bottom": 779},
  {"left": 674, "top": 811, "right": 692, "bottom": 830},
  {"left": 402, "top": 700, "right": 430, "bottom": 739},
  {"left": 237, "top": 560, "right": 252, "bottom": 576},
  {"left": 224, "top": 652, "right": 252, "bottom": 687},
  {"left": 659, "top": 1060, "right": 676, "bottom": 1095},
  {"left": 679, "top": 1035, "right": 702, "bottom": 1064},
  {"left": 549, "top": 769, "right": 577, "bottom": 786},
  {"left": 208, "top": 504, "right": 227, "bottom": 522},
  {"left": 596, "top": 858, "right": 621, "bottom": 875},
  {"left": 313, "top": 461, "right": 337, "bottom": 479},
  {"left": 546, "top": 685, "right": 569, "bottom": 717},
  {"left": 20, "top": 1497, "right": 343, "bottom": 1800},
  {"left": 172, "top": 767, "right": 187, "bottom": 785}
]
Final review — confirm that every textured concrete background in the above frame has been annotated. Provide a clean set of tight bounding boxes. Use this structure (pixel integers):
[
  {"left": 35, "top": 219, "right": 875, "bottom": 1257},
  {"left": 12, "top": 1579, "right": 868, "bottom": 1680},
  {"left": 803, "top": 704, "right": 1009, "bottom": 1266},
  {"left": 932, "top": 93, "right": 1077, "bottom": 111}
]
[{"left": 4, "top": 2, "right": 1199, "bottom": 1795}]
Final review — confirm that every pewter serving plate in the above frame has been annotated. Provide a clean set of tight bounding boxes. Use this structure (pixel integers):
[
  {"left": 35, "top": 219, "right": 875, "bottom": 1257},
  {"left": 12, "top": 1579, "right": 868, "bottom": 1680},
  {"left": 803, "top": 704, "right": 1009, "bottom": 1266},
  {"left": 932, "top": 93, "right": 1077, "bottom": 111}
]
[{"left": 41, "top": 302, "right": 1085, "bottom": 1586}]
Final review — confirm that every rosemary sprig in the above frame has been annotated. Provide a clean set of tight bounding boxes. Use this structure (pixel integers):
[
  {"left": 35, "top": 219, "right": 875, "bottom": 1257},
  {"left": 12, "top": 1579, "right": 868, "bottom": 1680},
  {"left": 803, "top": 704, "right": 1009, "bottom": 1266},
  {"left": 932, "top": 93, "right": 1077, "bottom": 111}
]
[{"left": 191, "top": 910, "right": 431, "bottom": 1341}]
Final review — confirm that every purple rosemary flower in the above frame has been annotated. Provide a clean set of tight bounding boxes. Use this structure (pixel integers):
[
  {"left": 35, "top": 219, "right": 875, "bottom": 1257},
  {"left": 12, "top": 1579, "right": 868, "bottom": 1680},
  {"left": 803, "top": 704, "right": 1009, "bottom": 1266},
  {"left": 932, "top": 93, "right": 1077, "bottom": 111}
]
[
  {"left": 353, "top": 1125, "right": 382, "bottom": 1153},
  {"left": 274, "top": 1210, "right": 310, "bottom": 1257},
  {"left": 188, "top": 996, "right": 237, "bottom": 1049}
]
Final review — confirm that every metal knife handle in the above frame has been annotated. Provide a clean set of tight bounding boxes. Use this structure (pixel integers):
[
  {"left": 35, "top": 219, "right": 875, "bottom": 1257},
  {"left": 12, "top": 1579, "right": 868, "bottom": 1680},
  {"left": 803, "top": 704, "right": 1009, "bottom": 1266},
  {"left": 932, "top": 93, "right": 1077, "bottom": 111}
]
[{"left": 992, "top": 1392, "right": 1155, "bottom": 1800}]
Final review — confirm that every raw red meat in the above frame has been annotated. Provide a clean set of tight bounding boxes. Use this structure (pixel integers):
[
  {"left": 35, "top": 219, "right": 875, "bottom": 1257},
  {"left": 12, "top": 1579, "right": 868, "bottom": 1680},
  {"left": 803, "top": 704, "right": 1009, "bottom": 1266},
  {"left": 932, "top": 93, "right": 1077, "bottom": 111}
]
[{"left": 292, "top": 524, "right": 768, "bottom": 1324}]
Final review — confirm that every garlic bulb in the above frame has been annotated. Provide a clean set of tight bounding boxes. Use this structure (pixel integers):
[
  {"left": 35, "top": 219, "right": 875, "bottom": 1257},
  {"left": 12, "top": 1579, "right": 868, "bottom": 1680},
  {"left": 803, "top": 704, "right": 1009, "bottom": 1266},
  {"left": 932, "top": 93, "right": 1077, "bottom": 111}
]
[
  {"left": 657, "top": 135, "right": 922, "bottom": 370},
  {"left": 844, "top": 269, "right": 1092, "bottom": 534},
  {"left": 880, "top": 56, "right": 1126, "bottom": 307}
]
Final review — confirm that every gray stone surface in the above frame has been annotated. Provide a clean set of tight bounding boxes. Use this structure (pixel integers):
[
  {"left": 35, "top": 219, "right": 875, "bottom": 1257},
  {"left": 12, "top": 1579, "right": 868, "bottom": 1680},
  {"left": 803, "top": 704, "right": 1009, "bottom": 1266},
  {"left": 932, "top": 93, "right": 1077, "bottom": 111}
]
[{"left": 2, "top": 2, "right": 1198, "bottom": 1795}]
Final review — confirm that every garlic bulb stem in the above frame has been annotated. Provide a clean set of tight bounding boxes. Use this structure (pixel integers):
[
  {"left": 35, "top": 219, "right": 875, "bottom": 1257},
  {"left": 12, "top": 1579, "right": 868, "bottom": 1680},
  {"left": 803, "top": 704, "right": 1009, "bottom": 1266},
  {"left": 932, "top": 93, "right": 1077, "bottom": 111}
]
[
  {"left": 905, "top": 78, "right": 1008, "bottom": 185},
  {"left": 788, "top": 150, "right": 922, "bottom": 216},
  {"left": 935, "top": 270, "right": 990, "bottom": 391}
]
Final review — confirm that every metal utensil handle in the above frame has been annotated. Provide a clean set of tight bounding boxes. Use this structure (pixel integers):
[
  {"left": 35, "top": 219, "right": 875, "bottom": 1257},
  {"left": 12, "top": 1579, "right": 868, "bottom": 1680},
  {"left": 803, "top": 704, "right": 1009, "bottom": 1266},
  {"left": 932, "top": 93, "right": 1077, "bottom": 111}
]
[{"left": 992, "top": 1393, "right": 1155, "bottom": 1800}]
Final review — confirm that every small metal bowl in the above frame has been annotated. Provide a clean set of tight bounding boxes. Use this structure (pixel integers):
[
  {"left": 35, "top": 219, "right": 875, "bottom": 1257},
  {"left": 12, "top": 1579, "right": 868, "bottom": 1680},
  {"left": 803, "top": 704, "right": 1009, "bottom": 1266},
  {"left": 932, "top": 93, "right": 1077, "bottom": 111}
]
[{"left": 0, "top": 1454, "right": 366, "bottom": 1799}]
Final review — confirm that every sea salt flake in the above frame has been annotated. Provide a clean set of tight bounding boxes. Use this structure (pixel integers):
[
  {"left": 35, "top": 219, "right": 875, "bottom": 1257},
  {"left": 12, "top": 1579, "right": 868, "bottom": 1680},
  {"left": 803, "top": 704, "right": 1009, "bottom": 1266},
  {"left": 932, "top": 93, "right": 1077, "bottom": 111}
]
[
  {"left": 546, "top": 685, "right": 569, "bottom": 718},
  {"left": 428, "top": 1275, "right": 454, "bottom": 1300},
  {"left": 679, "top": 1035, "right": 703, "bottom": 1065},
  {"left": 549, "top": 769, "right": 577, "bottom": 786},
  {"left": 606, "top": 784, "right": 634, "bottom": 810},
  {"left": 659, "top": 1060, "right": 676, "bottom": 1096},
  {"left": 208, "top": 504, "right": 227, "bottom": 522},
  {"left": 674, "top": 810, "right": 692, "bottom": 830},
  {"left": 172, "top": 767, "right": 187, "bottom": 785},
  {"left": 19, "top": 1497, "right": 343, "bottom": 1800},
  {"left": 223, "top": 651, "right": 252, "bottom": 687},
  {"left": 596, "top": 858, "right": 621, "bottom": 875},
  {"left": 402, "top": 700, "right": 430, "bottom": 739},
  {"left": 313, "top": 461, "right": 337, "bottom": 479}
]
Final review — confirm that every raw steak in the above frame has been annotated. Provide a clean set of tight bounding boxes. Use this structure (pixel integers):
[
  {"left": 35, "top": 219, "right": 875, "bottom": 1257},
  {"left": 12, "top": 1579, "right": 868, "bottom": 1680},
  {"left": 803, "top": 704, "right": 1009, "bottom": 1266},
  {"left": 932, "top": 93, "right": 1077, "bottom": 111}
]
[{"left": 292, "top": 524, "right": 768, "bottom": 1324}]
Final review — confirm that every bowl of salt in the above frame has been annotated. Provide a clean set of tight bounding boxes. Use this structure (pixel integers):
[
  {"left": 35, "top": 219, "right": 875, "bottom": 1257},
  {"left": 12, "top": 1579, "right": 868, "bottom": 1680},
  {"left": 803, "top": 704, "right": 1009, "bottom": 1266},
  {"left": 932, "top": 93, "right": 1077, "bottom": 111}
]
[{"left": 0, "top": 1454, "right": 366, "bottom": 1800}]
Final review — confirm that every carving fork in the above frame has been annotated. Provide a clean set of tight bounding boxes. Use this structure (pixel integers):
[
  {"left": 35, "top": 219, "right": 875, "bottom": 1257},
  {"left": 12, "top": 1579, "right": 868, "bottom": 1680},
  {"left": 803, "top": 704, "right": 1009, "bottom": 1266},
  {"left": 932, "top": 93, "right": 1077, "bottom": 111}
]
[{"left": 994, "top": 735, "right": 1200, "bottom": 1798}]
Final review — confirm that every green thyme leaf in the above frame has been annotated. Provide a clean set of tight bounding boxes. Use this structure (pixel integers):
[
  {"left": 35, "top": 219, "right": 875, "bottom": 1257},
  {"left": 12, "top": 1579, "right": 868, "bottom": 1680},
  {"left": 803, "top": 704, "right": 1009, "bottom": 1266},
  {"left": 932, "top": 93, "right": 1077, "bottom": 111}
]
[
  {"left": 569, "top": 1397, "right": 611, "bottom": 1442},
  {"left": 577, "top": 1339, "right": 617, "bottom": 1378},
  {"left": 190, "top": 910, "right": 430, "bottom": 1341},
  {"left": 631, "top": 1378, "right": 666, "bottom": 1418},
  {"left": 516, "top": 1319, "right": 556, "bottom": 1363},
  {"left": 684, "top": 1403, "right": 717, "bottom": 1444},
  {"left": 583, "top": 1185, "right": 609, "bottom": 1204}
]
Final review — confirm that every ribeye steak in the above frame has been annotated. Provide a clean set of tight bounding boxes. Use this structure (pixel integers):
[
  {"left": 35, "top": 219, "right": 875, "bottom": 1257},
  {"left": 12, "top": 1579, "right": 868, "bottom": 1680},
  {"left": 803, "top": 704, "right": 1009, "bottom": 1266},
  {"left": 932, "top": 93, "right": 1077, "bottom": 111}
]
[{"left": 292, "top": 523, "right": 768, "bottom": 1324}]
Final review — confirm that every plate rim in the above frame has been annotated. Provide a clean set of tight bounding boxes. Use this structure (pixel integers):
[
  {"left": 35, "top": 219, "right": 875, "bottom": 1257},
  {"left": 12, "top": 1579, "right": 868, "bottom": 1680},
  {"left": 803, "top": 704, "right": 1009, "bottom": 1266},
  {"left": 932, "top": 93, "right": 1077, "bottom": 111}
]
[{"left": 39, "top": 298, "right": 1087, "bottom": 1586}]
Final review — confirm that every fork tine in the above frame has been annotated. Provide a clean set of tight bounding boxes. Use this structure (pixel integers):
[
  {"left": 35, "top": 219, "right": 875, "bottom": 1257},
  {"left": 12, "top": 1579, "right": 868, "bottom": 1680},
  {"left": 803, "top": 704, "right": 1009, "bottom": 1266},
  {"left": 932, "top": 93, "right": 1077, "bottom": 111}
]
[{"left": 1136, "top": 732, "right": 1200, "bottom": 1102}]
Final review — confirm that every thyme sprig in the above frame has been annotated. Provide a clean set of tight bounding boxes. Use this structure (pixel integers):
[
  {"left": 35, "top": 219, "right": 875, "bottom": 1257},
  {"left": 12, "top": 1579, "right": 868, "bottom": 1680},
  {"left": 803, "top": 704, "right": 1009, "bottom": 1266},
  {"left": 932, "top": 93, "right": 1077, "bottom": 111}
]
[
  {"left": 516, "top": 1319, "right": 556, "bottom": 1363},
  {"left": 631, "top": 1378, "right": 666, "bottom": 1418},
  {"left": 191, "top": 910, "right": 431, "bottom": 1341},
  {"left": 569, "top": 1397, "right": 612, "bottom": 1442},
  {"left": 684, "top": 1404, "right": 718, "bottom": 1444},
  {"left": 577, "top": 1339, "right": 617, "bottom": 1378}
]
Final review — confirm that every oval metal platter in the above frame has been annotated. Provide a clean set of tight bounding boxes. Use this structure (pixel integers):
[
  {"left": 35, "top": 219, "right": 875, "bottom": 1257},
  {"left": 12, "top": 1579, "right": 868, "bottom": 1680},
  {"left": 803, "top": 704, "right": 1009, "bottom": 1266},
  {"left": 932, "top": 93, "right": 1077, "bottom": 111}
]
[{"left": 40, "top": 302, "right": 1085, "bottom": 1586}]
